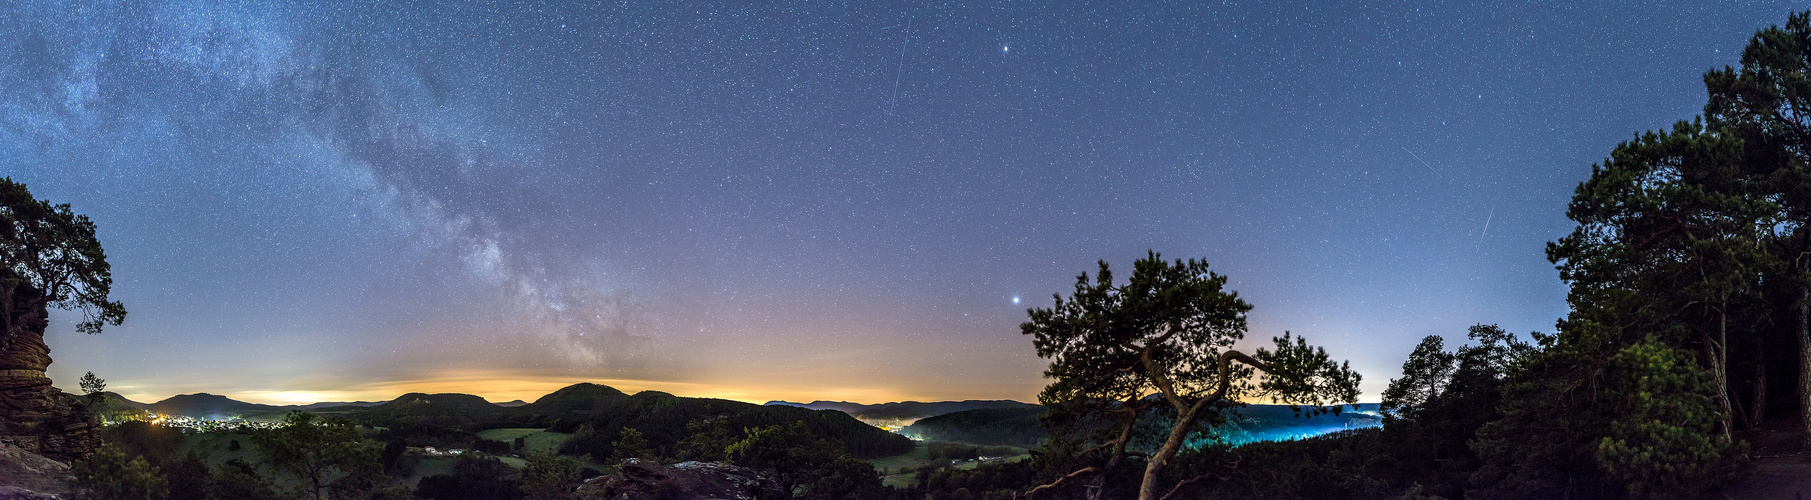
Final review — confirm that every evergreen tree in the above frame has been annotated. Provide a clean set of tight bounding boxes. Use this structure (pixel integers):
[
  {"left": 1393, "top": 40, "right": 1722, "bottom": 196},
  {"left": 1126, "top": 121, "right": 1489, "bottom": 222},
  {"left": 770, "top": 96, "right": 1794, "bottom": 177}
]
[
  {"left": 1474, "top": 123, "right": 1754, "bottom": 497},
  {"left": 1378, "top": 325, "right": 1531, "bottom": 497},
  {"left": 0, "top": 177, "right": 127, "bottom": 344},
  {"left": 1704, "top": 10, "right": 1811, "bottom": 445},
  {"left": 1020, "top": 252, "right": 1359, "bottom": 500},
  {"left": 520, "top": 450, "right": 583, "bottom": 500},
  {"left": 727, "top": 421, "right": 884, "bottom": 499},
  {"left": 78, "top": 371, "right": 105, "bottom": 397},
  {"left": 251, "top": 411, "right": 383, "bottom": 500},
  {"left": 609, "top": 427, "right": 656, "bottom": 463},
  {"left": 72, "top": 444, "right": 168, "bottom": 500},
  {"left": 1594, "top": 338, "right": 1746, "bottom": 498}
]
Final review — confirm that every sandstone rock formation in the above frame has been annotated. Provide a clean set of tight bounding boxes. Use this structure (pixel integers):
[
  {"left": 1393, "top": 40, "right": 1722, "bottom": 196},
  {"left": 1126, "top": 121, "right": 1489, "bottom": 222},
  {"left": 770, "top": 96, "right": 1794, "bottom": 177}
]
[
  {"left": 0, "top": 321, "right": 99, "bottom": 463},
  {"left": 576, "top": 459, "right": 786, "bottom": 500}
]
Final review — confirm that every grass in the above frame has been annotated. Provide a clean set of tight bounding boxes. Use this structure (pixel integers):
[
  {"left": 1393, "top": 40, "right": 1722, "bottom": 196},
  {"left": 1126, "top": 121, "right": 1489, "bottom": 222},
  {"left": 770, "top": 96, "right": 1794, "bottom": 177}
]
[
  {"left": 474, "top": 427, "right": 572, "bottom": 455},
  {"left": 868, "top": 442, "right": 1032, "bottom": 488}
]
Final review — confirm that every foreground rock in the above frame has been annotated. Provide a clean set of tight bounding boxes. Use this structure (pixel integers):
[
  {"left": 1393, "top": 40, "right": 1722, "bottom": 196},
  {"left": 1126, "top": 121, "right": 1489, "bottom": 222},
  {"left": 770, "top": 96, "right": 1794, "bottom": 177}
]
[
  {"left": 0, "top": 441, "right": 72, "bottom": 498},
  {"left": 0, "top": 324, "right": 99, "bottom": 463},
  {"left": 576, "top": 459, "right": 785, "bottom": 500}
]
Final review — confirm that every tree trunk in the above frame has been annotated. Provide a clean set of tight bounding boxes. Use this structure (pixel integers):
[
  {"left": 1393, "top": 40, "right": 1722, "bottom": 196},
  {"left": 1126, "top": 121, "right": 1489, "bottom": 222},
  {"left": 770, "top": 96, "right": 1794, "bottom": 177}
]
[
  {"left": 1707, "top": 338, "right": 1734, "bottom": 442},
  {"left": 1706, "top": 305, "right": 1734, "bottom": 441},
  {"left": 1139, "top": 404, "right": 1206, "bottom": 500},
  {"left": 1753, "top": 348, "right": 1768, "bottom": 428},
  {"left": 1088, "top": 414, "right": 1137, "bottom": 500},
  {"left": 1799, "top": 284, "right": 1811, "bottom": 448}
]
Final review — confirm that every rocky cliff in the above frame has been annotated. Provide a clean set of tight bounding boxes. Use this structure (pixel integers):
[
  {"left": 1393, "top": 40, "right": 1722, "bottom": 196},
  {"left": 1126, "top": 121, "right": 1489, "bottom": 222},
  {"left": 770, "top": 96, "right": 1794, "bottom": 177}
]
[{"left": 0, "top": 321, "right": 99, "bottom": 463}]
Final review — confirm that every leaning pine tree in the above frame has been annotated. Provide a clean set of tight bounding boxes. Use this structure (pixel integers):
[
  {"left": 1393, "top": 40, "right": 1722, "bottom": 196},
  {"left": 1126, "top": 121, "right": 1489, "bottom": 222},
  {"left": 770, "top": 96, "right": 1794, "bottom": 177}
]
[{"left": 1021, "top": 252, "right": 1360, "bottom": 500}]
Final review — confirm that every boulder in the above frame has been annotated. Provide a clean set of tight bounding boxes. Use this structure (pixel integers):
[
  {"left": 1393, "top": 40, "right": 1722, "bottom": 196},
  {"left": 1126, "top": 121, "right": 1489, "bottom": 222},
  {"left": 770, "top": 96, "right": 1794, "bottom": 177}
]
[
  {"left": 0, "top": 441, "right": 72, "bottom": 498},
  {"left": 576, "top": 459, "right": 786, "bottom": 500}
]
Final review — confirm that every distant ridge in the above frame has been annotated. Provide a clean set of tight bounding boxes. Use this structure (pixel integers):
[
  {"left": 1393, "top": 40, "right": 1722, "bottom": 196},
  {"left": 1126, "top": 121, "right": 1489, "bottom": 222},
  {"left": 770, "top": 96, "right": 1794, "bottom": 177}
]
[
  {"left": 101, "top": 392, "right": 151, "bottom": 411},
  {"left": 85, "top": 383, "right": 920, "bottom": 460},
  {"left": 113, "top": 393, "right": 400, "bottom": 418},
  {"left": 147, "top": 393, "right": 282, "bottom": 418},
  {"left": 763, "top": 399, "right": 1041, "bottom": 423},
  {"left": 290, "top": 401, "right": 386, "bottom": 410}
]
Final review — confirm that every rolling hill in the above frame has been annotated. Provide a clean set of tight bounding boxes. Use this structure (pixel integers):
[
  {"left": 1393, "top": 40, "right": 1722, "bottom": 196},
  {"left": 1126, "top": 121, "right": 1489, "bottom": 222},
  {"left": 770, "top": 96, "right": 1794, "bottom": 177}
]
[{"left": 145, "top": 393, "right": 282, "bottom": 418}]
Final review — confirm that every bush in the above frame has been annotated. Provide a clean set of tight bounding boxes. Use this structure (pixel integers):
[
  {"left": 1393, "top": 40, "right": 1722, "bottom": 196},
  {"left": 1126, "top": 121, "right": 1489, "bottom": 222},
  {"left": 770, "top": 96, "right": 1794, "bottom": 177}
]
[{"left": 73, "top": 444, "right": 169, "bottom": 500}]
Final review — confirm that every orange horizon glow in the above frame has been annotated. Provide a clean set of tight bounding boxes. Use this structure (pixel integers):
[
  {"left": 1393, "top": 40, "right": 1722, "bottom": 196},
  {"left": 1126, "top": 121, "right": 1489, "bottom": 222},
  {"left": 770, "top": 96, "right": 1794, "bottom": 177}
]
[
  {"left": 93, "top": 375, "right": 1378, "bottom": 408},
  {"left": 96, "top": 373, "right": 1037, "bottom": 408}
]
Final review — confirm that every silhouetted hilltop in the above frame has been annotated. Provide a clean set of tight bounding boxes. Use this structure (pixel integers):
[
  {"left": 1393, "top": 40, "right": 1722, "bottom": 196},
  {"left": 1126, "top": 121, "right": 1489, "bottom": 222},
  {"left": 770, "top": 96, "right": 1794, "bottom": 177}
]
[
  {"left": 764, "top": 400, "right": 868, "bottom": 413},
  {"left": 316, "top": 383, "right": 912, "bottom": 460},
  {"left": 101, "top": 383, "right": 919, "bottom": 460},
  {"left": 92, "top": 392, "right": 382, "bottom": 419},
  {"left": 85, "top": 392, "right": 153, "bottom": 420},
  {"left": 147, "top": 393, "right": 282, "bottom": 418},
  {"left": 96, "top": 391, "right": 150, "bottom": 410},
  {"left": 495, "top": 399, "right": 528, "bottom": 407},
  {"left": 351, "top": 392, "right": 511, "bottom": 428},
  {"left": 541, "top": 388, "right": 913, "bottom": 460},
  {"left": 526, "top": 382, "right": 629, "bottom": 417},
  {"left": 290, "top": 401, "right": 385, "bottom": 410}
]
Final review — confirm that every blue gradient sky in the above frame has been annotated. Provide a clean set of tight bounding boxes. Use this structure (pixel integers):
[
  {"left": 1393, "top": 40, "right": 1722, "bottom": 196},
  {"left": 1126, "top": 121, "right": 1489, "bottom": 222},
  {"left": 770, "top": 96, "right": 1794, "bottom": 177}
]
[{"left": 2, "top": 1, "right": 1794, "bottom": 405}]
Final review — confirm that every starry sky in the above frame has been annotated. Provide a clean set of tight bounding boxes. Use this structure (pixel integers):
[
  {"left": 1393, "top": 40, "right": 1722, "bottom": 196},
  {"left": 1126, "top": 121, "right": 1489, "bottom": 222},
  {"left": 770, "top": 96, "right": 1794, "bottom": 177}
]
[{"left": 1, "top": 1, "right": 1795, "bottom": 406}]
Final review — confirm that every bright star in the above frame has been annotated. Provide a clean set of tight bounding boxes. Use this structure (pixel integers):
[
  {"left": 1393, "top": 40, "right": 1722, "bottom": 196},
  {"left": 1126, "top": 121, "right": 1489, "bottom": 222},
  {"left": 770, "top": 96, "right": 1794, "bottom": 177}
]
[{"left": 1012, "top": 296, "right": 1021, "bottom": 304}]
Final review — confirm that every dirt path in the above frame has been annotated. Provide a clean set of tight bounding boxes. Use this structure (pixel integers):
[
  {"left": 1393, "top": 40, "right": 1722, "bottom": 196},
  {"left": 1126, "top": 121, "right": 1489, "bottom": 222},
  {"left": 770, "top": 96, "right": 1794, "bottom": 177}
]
[
  {"left": 1721, "top": 426, "right": 1811, "bottom": 499},
  {"left": 1718, "top": 457, "right": 1811, "bottom": 499}
]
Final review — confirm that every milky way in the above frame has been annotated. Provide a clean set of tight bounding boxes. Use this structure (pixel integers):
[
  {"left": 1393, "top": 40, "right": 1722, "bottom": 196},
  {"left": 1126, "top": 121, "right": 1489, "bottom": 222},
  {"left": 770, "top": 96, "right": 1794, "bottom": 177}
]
[{"left": 0, "top": 1, "right": 1796, "bottom": 404}]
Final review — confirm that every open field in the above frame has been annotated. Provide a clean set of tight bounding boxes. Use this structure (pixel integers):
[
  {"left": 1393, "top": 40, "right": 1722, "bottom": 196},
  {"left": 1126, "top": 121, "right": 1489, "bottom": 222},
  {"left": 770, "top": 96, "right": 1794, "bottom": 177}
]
[
  {"left": 475, "top": 427, "right": 573, "bottom": 455},
  {"left": 869, "top": 442, "right": 1031, "bottom": 489}
]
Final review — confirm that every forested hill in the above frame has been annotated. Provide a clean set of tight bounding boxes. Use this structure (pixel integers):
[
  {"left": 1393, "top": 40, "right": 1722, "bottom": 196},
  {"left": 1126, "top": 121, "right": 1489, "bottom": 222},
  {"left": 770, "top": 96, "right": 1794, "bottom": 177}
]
[
  {"left": 336, "top": 383, "right": 914, "bottom": 460},
  {"left": 103, "top": 392, "right": 385, "bottom": 419},
  {"left": 541, "top": 390, "right": 915, "bottom": 459},
  {"left": 146, "top": 393, "right": 281, "bottom": 418},
  {"left": 113, "top": 383, "right": 916, "bottom": 461},
  {"left": 902, "top": 407, "right": 1046, "bottom": 447}
]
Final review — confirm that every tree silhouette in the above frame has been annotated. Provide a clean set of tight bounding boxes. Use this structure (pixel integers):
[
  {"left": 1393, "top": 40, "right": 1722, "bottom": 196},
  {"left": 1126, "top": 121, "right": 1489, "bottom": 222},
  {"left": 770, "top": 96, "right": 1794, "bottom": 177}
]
[
  {"left": 1704, "top": 10, "right": 1811, "bottom": 445},
  {"left": 0, "top": 177, "right": 126, "bottom": 348},
  {"left": 251, "top": 412, "right": 381, "bottom": 500},
  {"left": 79, "top": 371, "right": 105, "bottom": 396},
  {"left": 1021, "top": 252, "right": 1359, "bottom": 500}
]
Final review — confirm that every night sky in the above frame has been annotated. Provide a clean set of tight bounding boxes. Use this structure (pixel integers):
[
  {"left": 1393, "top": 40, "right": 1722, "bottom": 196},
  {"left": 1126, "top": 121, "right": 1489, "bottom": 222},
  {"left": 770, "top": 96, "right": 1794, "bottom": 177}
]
[{"left": 1, "top": 1, "right": 1794, "bottom": 406}]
